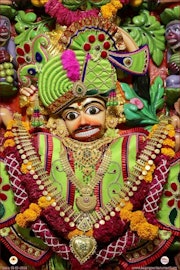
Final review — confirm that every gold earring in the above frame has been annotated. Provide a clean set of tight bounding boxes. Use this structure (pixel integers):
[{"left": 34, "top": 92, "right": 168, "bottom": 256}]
[{"left": 46, "top": 117, "right": 69, "bottom": 138}]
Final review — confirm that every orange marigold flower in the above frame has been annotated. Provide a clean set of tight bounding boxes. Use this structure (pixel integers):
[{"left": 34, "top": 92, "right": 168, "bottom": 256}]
[
  {"left": 15, "top": 213, "right": 27, "bottom": 228},
  {"left": 29, "top": 203, "right": 41, "bottom": 215},
  {"left": 130, "top": 211, "right": 146, "bottom": 231},
  {"left": 163, "top": 138, "right": 175, "bottom": 147},
  {"left": 121, "top": 200, "right": 133, "bottom": 211},
  {"left": 151, "top": 124, "right": 158, "bottom": 132},
  {"left": 168, "top": 130, "right": 175, "bottom": 137},
  {"left": 6, "top": 120, "right": 15, "bottom": 130},
  {"left": 3, "top": 139, "right": 15, "bottom": 148},
  {"left": 101, "top": 3, "right": 116, "bottom": 18},
  {"left": 120, "top": 209, "right": 132, "bottom": 221},
  {"left": 38, "top": 196, "right": 54, "bottom": 208},
  {"left": 22, "top": 121, "right": 30, "bottom": 131},
  {"left": 67, "top": 228, "right": 93, "bottom": 240},
  {"left": 144, "top": 171, "right": 153, "bottom": 182},
  {"left": 23, "top": 209, "right": 38, "bottom": 221},
  {"left": 137, "top": 222, "right": 159, "bottom": 240},
  {"left": 67, "top": 229, "right": 83, "bottom": 240},
  {"left": 161, "top": 148, "right": 175, "bottom": 158},
  {"left": 20, "top": 162, "right": 33, "bottom": 174},
  {"left": 111, "top": 0, "right": 123, "bottom": 9},
  {"left": 4, "top": 131, "right": 14, "bottom": 138}
]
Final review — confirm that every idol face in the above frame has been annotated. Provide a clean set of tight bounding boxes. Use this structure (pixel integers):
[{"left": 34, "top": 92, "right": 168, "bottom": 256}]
[
  {"left": 61, "top": 97, "right": 106, "bottom": 141},
  {"left": 165, "top": 21, "right": 180, "bottom": 49}
]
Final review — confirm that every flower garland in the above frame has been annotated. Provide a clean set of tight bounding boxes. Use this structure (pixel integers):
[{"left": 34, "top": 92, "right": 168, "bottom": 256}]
[
  {"left": 44, "top": 0, "right": 99, "bottom": 27},
  {"left": 3, "top": 114, "right": 176, "bottom": 268},
  {"left": 31, "top": 0, "right": 143, "bottom": 23}
]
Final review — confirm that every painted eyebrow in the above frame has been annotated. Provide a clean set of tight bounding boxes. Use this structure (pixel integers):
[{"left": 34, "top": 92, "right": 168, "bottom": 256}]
[{"left": 64, "top": 100, "right": 105, "bottom": 111}]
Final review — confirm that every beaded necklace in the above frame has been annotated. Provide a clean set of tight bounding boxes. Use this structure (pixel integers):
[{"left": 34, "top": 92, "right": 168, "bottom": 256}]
[{"left": 5, "top": 114, "right": 175, "bottom": 265}]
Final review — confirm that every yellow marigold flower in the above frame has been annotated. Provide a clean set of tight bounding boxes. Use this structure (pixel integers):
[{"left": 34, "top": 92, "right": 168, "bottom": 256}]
[
  {"left": 101, "top": 3, "right": 116, "bottom": 19},
  {"left": 29, "top": 203, "right": 41, "bottom": 215},
  {"left": 120, "top": 209, "right": 132, "bottom": 221},
  {"left": 151, "top": 124, "right": 158, "bottom": 132},
  {"left": 86, "top": 228, "right": 93, "bottom": 237},
  {"left": 23, "top": 209, "right": 38, "bottom": 221},
  {"left": 22, "top": 121, "right": 30, "bottom": 131},
  {"left": 163, "top": 138, "right": 175, "bottom": 148},
  {"left": 6, "top": 120, "right": 15, "bottom": 130},
  {"left": 166, "top": 124, "right": 174, "bottom": 131},
  {"left": 144, "top": 171, "right": 152, "bottom": 183},
  {"left": 137, "top": 222, "right": 159, "bottom": 240},
  {"left": 130, "top": 211, "right": 146, "bottom": 231},
  {"left": 161, "top": 148, "right": 175, "bottom": 158},
  {"left": 111, "top": 0, "right": 123, "bottom": 9},
  {"left": 150, "top": 164, "right": 156, "bottom": 172},
  {"left": 67, "top": 229, "right": 83, "bottom": 240},
  {"left": 4, "top": 131, "right": 14, "bottom": 138},
  {"left": 15, "top": 213, "right": 27, "bottom": 228},
  {"left": 38, "top": 196, "right": 55, "bottom": 208},
  {"left": 122, "top": 201, "right": 133, "bottom": 211},
  {"left": 20, "top": 161, "right": 33, "bottom": 174},
  {"left": 67, "top": 228, "right": 93, "bottom": 240},
  {"left": 168, "top": 130, "right": 175, "bottom": 137},
  {"left": 3, "top": 139, "right": 15, "bottom": 148}
]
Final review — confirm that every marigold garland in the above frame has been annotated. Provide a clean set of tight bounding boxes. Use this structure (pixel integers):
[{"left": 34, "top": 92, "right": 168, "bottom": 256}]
[
  {"left": 120, "top": 207, "right": 159, "bottom": 240},
  {"left": 67, "top": 228, "right": 93, "bottom": 240},
  {"left": 161, "top": 147, "right": 175, "bottom": 158},
  {"left": 20, "top": 162, "right": 33, "bottom": 174},
  {"left": 3, "top": 139, "right": 15, "bottom": 148},
  {"left": 101, "top": 0, "right": 123, "bottom": 19},
  {"left": 137, "top": 222, "right": 159, "bottom": 240},
  {"left": 38, "top": 196, "right": 55, "bottom": 208},
  {"left": 6, "top": 115, "right": 176, "bottom": 265},
  {"left": 4, "top": 131, "right": 14, "bottom": 138},
  {"left": 163, "top": 138, "right": 175, "bottom": 147},
  {"left": 15, "top": 197, "right": 54, "bottom": 227}
]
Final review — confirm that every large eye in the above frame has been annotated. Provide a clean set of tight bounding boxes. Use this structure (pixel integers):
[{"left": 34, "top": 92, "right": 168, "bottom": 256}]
[
  {"left": 175, "top": 26, "right": 180, "bottom": 32},
  {"left": 65, "top": 111, "right": 79, "bottom": 121},
  {"left": 86, "top": 106, "right": 101, "bottom": 115}
]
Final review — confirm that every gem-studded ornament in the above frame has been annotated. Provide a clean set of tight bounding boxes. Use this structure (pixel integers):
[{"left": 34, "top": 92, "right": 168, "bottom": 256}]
[{"left": 70, "top": 235, "right": 97, "bottom": 264}]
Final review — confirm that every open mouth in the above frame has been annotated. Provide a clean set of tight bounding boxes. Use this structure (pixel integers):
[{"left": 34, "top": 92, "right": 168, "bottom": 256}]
[
  {"left": 73, "top": 126, "right": 101, "bottom": 141},
  {"left": 167, "top": 38, "right": 177, "bottom": 45}
]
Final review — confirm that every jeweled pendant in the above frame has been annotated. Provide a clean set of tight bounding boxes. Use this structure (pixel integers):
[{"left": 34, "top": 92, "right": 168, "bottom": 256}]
[
  {"left": 70, "top": 235, "right": 97, "bottom": 264},
  {"left": 76, "top": 194, "right": 97, "bottom": 212}
]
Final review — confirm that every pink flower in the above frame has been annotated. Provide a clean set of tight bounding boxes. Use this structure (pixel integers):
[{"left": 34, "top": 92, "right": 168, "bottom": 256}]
[
  {"left": 130, "top": 98, "right": 144, "bottom": 109},
  {"left": 61, "top": 50, "right": 80, "bottom": 82}
]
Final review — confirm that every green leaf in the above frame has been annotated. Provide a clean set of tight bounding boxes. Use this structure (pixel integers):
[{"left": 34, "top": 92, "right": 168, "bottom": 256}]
[
  {"left": 150, "top": 76, "right": 165, "bottom": 114},
  {"left": 122, "top": 10, "right": 165, "bottom": 66},
  {"left": 152, "top": 48, "right": 164, "bottom": 66},
  {"left": 169, "top": 208, "right": 177, "bottom": 226},
  {"left": 160, "top": 6, "right": 180, "bottom": 25}
]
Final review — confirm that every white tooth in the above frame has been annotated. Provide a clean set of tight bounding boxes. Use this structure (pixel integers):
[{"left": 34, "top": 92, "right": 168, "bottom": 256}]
[{"left": 76, "top": 128, "right": 99, "bottom": 138}]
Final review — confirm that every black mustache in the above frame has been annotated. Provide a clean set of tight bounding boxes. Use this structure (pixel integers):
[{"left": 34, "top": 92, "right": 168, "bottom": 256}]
[{"left": 75, "top": 125, "right": 99, "bottom": 132}]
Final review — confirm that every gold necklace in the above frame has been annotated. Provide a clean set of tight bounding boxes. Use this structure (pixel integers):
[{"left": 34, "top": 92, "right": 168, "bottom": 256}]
[
  {"left": 60, "top": 141, "right": 112, "bottom": 212},
  {"left": 62, "top": 136, "right": 113, "bottom": 178}
]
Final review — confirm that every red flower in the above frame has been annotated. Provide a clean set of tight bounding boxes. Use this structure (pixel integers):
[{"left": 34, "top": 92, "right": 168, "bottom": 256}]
[
  {"left": 0, "top": 177, "right": 11, "bottom": 201},
  {"left": 16, "top": 43, "right": 31, "bottom": 65},
  {"left": 164, "top": 182, "right": 180, "bottom": 209}
]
